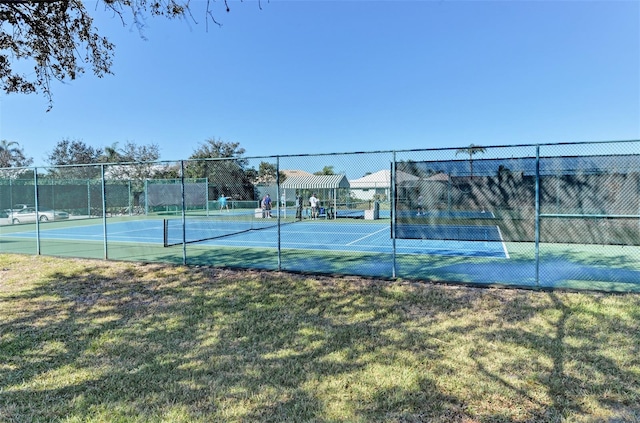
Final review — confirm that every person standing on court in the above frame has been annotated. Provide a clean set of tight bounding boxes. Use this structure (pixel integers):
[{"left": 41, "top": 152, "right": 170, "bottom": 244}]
[
  {"left": 218, "top": 194, "right": 229, "bottom": 212},
  {"left": 309, "top": 193, "right": 319, "bottom": 220},
  {"left": 295, "top": 192, "right": 303, "bottom": 221},
  {"left": 262, "top": 193, "right": 272, "bottom": 218}
]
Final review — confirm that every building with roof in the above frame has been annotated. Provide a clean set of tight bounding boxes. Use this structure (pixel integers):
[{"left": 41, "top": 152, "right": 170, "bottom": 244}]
[
  {"left": 280, "top": 174, "right": 350, "bottom": 212},
  {"left": 348, "top": 169, "right": 419, "bottom": 200},
  {"left": 254, "top": 173, "right": 350, "bottom": 217}
]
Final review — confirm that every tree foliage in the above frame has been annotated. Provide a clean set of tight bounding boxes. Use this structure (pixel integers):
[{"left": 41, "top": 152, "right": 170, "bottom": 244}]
[
  {"left": 119, "top": 140, "right": 160, "bottom": 163},
  {"left": 0, "top": 139, "right": 33, "bottom": 168},
  {"left": 46, "top": 138, "right": 103, "bottom": 166},
  {"left": 188, "top": 138, "right": 247, "bottom": 162},
  {"left": 101, "top": 141, "right": 162, "bottom": 184},
  {"left": 257, "top": 161, "right": 286, "bottom": 184},
  {"left": 45, "top": 138, "right": 104, "bottom": 178},
  {"left": 314, "top": 165, "right": 335, "bottom": 175},
  {"left": 0, "top": 0, "right": 240, "bottom": 109},
  {"left": 185, "top": 138, "right": 255, "bottom": 199}
]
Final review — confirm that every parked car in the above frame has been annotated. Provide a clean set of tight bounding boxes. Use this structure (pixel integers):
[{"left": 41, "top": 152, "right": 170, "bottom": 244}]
[
  {"left": 0, "top": 210, "right": 9, "bottom": 226},
  {"left": 11, "top": 207, "right": 69, "bottom": 224},
  {"left": 10, "top": 204, "right": 34, "bottom": 211}
]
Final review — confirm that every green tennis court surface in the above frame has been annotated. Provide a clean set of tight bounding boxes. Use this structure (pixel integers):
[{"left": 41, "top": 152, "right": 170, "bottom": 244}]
[
  {"left": 0, "top": 218, "right": 509, "bottom": 258},
  {"left": 3, "top": 218, "right": 640, "bottom": 292}
]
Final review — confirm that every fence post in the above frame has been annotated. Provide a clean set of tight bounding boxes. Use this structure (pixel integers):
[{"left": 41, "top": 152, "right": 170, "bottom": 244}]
[
  {"left": 144, "top": 179, "right": 149, "bottom": 215},
  {"left": 534, "top": 145, "right": 540, "bottom": 288},
  {"left": 101, "top": 164, "right": 108, "bottom": 260},
  {"left": 205, "top": 177, "right": 210, "bottom": 216},
  {"left": 391, "top": 151, "right": 397, "bottom": 279},
  {"left": 181, "top": 161, "right": 187, "bottom": 266},
  {"left": 34, "top": 168, "right": 40, "bottom": 255},
  {"left": 276, "top": 156, "right": 282, "bottom": 271}
]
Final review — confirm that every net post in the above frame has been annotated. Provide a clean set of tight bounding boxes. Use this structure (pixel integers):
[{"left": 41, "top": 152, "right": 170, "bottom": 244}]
[{"left": 163, "top": 219, "right": 169, "bottom": 247}]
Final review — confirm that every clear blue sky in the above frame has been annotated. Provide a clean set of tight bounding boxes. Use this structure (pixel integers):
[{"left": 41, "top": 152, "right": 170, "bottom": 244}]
[{"left": 1, "top": 0, "right": 638, "bottom": 168}]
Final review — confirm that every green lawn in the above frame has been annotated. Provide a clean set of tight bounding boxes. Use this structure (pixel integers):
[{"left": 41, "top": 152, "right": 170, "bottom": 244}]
[{"left": 1, "top": 253, "right": 639, "bottom": 422}]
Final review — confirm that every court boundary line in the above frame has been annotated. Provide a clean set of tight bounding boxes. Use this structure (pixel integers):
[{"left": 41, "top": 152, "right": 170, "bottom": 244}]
[{"left": 346, "top": 227, "right": 389, "bottom": 246}]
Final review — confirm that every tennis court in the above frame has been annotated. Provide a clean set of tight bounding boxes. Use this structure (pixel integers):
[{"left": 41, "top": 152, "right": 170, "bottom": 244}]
[
  {"left": 1, "top": 217, "right": 508, "bottom": 258},
  {"left": 2, "top": 141, "right": 638, "bottom": 291}
]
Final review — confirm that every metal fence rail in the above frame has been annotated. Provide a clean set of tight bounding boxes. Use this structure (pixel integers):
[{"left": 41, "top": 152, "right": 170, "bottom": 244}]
[{"left": 1, "top": 140, "right": 638, "bottom": 292}]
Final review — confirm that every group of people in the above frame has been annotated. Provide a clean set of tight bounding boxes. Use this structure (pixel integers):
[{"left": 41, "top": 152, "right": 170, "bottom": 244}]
[
  {"left": 298, "top": 192, "right": 320, "bottom": 220},
  {"left": 220, "top": 192, "right": 325, "bottom": 220},
  {"left": 257, "top": 192, "right": 322, "bottom": 220},
  {"left": 261, "top": 193, "right": 273, "bottom": 218}
]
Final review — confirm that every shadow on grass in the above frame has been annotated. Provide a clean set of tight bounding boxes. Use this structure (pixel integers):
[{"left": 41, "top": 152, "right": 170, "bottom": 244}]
[
  {"left": 1, "top": 260, "right": 639, "bottom": 422},
  {"left": 0, "top": 263, "right": 469, "bottom": 422},
  {"left": 469, "top": 291, "right": 640, "bottom": 421}
]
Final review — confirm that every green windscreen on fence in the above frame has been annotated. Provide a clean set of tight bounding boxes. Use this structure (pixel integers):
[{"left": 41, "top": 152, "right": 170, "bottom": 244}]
[{"left": 394, "top": 154, "right": 640, "bottom": 246}]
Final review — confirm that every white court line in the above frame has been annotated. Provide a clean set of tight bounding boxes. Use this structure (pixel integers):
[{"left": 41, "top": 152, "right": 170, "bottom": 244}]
[
  {"left": 346, "top": 227, "right": 389, "bottom": 246},
  {"left": 496, "top": 226, "right": 510, "bottom": 259}
]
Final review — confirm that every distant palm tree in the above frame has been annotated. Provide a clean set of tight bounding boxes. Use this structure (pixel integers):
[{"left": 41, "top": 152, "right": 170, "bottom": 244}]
[
  {"left": 102, "top": 142, "right": 122, "bottom": 163},
  {"left": 0, "top": 140, "right": 24, "bottom": 168},
  {"left": 314, "top": 166, "right": 335, "bottom": 175},
  {"left": 455, "top": 144, "right": 486, "bottom": 178}
]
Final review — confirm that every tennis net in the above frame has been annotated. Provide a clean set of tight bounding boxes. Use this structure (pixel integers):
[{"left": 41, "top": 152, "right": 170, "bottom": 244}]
[
  {"left": 334, "top": 201, "right": 372, "bottom": 218},
  {"left": 394, "top": 223, "right": 505, "bottom": 242},
  {"left": 163, "top": 209, "right": 297, "bottom": 247}
]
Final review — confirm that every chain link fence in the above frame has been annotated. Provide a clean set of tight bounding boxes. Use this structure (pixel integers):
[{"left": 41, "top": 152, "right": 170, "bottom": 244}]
[{"left": 1, "top": 140, "right": 638, "bottom": 291}]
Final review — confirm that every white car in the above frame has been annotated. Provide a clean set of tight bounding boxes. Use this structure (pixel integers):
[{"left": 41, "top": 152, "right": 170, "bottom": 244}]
[
  {"left": 11, "top": 207, "right": 69, "bottom": 224},
  {"left": 0, "top": 209, "right": 10, "bottom": 225}
]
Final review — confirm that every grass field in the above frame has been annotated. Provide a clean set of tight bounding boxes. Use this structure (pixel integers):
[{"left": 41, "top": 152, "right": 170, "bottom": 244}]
[{"left": 1, "top": 253, "right": 639, "bottom": 422}]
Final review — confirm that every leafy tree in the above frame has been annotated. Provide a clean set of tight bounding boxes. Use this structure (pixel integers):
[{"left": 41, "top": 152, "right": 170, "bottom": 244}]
[
  {"left": 185, "top": 138, "right": 255, "bottom": 199},
  {"left": 455, "top": 144, "right": 486, "bottom": 178},
  {"left": 257, "top": 161, "right": 286, "bottom": 184},
  {"left": 45, "top": 138, "right": 103, "bottom": 178},
  {"left": 152, "top": 164, "right": 181, "bottom": 179},
  {"left": 102, "top": 141, "right": 161, "bottom": 181},
  {"left": 101, "top": 142, "right": 123, "bottom": 163},
  {"left": 99, "top": 141, "right": 163, "bottom": 208},
  {"left": 258, "top": 161, "right": 277, "bottom": 183},
  {"left": 46, "top": 138, "right": 103, "bottom": 166},
  {"left": 0, "top": 139, "right": 33, "bottom": 168},
  {"left": 1, "top": 0, "right": 248, "bottom": 109},
  {"left": 119, "top": 140, "right": 159, "bottom": 162},
  {"left": 189, "top": 138, "right": 247, "bottom": 163},
  {"left": 314, "top": 166, "right": 335, "bottom": 175}
]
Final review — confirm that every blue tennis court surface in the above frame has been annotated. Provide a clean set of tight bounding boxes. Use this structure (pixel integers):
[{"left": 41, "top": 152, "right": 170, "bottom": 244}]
[
  {"left": 395, "top": 210, "right": 496, "bottom": 219},
  {"left": 1, "top": 219, "right": 509, "bottom": 258}
]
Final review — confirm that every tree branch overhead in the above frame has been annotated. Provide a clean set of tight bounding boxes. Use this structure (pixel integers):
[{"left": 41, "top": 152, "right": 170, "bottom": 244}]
[{"left": 0, "top": 0, "right": 243, "bottom": 109}]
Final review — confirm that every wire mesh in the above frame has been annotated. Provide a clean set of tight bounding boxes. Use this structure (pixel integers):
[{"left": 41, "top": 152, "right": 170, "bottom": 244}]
[{"left": 0, "top": 140, "right": 638, "bottom": 291}]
